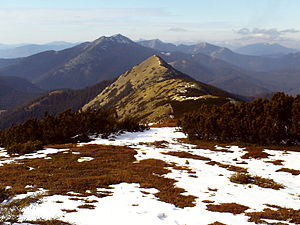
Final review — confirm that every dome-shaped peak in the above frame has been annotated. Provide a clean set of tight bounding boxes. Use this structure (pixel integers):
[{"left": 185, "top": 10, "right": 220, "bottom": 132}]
[
  {"left": 110, "top": 34, "right": 134, "bottom": 44},
  {"left": 90, "top": 34, "right": 134, "bottom": 47}
]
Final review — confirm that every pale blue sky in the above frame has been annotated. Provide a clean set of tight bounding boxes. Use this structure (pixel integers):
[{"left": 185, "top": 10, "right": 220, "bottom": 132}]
[{"left": 1, "top": 0, "right": 299, "bottom": 47}]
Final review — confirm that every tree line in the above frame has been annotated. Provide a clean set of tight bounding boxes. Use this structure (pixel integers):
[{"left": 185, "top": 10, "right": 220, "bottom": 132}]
[
  {"left": 179, "top": 92, "right": 300, "bottom": 146},
  {"left": 0, "top": 108, "right": 143, "bottom": 155}
]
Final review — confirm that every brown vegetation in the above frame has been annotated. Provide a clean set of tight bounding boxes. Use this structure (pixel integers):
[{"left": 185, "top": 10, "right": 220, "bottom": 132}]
[
  {"left": 206, "top": 203, "right": 249, "bottom": 214},
  {"left": 163, "top": 151, "right": 211, "bottom": 161},
  {"left": 202, "top": 200, "right": 215, "bottom": 203},
  {"left": 177, "top": 138, "right": 232, "bottom": 152},
  {"left": 208, "top": 222, "right": 228, "bottom": 225},
  {"left": 0, "top": 194, "right": 43, "bottom": 223},
  {"left": 241, "top": 147, "right": 271, "bottom": 159},
  {"left": 61, "top": 209, "right": 77, "bottom": 213},
  {"left": 77, "top": 204, "right": 96, "bottom": 209},
  {"left": 206, "top": 161, "right": 247, "bottom": 173},
  {"left": 264, "top": 160, "right": 284, "bottom": 165},
  {"left": 0, "top": 144, "right": 196, "bottom": 208},
  {"left": 139, "top": 141, "right": 169, "bottom": 148},
  {"left": 169, "top": 162, "right": 197, "bottom": 174},
  {"left": 149, "top": 120, "right": 177, "bottom": 127},
  {"left": 229, "top": 172, "right": 284, "bottom": 190},
  {"left": 246, "top": 207, "right": 300, "bottom": 224},
  {"left": 276, "top": 168, "right": 300, "bottom": 175},
  {"left": 26, "top": 219, "right": 75, "bottom": 225}
]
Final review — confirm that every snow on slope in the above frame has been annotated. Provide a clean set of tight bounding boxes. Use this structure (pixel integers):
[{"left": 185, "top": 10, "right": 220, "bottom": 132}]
[{"left": 1, "top": 128, "right": 299, "bottom": 225}]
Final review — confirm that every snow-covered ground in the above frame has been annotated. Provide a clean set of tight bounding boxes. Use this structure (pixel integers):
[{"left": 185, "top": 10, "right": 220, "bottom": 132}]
[{"left": 1, "top": 128, "right": 299, "bottom": 225}]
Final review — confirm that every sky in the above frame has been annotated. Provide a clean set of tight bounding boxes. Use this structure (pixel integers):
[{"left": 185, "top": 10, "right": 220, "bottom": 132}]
[{"left": 0, "top": 0, "right": 300, "bottom": 47}]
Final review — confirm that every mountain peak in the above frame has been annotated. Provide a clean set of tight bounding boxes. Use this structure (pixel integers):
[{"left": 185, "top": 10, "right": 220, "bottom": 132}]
[
  {"left": 82, "top": 55, "right": 237, "bottom": 122},
  {"left": 124, "top": 55, "right": 184, "bottom": 81},
  {"left": 90, "top": 34, "right": 134, "bottom": 47},
  {"left": 110, "top": 34, "right": 134, "bottom": 44}
]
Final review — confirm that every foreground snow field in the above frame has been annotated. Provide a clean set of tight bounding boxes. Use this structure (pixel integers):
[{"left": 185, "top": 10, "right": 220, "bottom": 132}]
[{"left": 0, "top": 127, "right": 299, "bottom": 225}]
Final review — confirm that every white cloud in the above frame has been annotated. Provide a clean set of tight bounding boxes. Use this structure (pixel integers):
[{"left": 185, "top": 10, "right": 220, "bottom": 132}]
[
  {"left": 168, "top": 27, "right": 188, "bottom": 32},
  {"left": 235, "top": 28, "right": 299, "bottom": 41},
  {"left": 0, "top": 8, "right": 170, "bottom": 26},
  {"left": 0, "top": 8, "right": 172, "bottom": 43}
]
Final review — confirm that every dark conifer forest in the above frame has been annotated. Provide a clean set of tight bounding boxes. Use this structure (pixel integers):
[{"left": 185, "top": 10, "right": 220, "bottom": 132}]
[
  {"left": 179, "top": 92, "right": 300, "bottom": 146},
  {"left": 0, "top": 108, "right": 144, "bottom": 155}
]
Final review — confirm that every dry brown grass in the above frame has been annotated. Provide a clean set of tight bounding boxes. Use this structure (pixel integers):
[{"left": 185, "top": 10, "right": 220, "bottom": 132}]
[
  {"left": 206, "top": 161, "right": 248, "bottom": 173},
  {"left": 276, "top": 168, "right": 300, "bottom": 175},
  {"left": 84, "top": 199, "right": 98, "bottom": 204},
  {"left": 26, "top": 219, "right": 75, "bottom": 225},
  {"left": 189, "top": 174, "right": 198, "bottom": 178},
  {"left": 163, "top": 151, "right": 211, "bottom": 161},
  {"left": 208, "top": 222, "right": 228, "bottom": 225},
  {"left": 229, "top": 172, "right": 284, "bottom": 190},
  {"left": 241, "top": 147, "right": 271, "bottom": 159},
  {"left": 264, "top": 160, "right": 284, "bottom": 165},
  {"left": 202, "top": 200, "right": 215, "bottom": 204},
  {"left": 177, "top": 139, "right": 232, "bottom": 152},
  {"left": 208, "top": 188, "right": 218, "bottom": 192},
  {"left": 0, "top": 144, "right": 196, "bottom": 208},
  {"left": 206, "top": 203, "right": 249, "bottom": 215},
  {"left": 168, "top": 162, "right": 197, "bottom": 175},
  {"left": 149, "top": 120, "right": 177, "bottom": 127},
  {"left": 61, "top": 209, "right": 77, "bottom": 213},
  {"left": 0, "top": 194, "right": 43, "bottom": 223},
  {"left": 77, "top": 204, "right": 96, "bottom": 209},
  {"left": 246, "top": 207, "right": 300, "bottom": 224},
  {"left": 181, "top": 138, "right": 300, "bottom": 154},
  {"left": 139, "top": 141, "right": 169, "bottom": 148}
]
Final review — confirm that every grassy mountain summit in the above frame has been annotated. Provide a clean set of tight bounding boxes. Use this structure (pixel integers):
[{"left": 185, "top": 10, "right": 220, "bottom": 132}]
[{"left": 83, "top": 55, "right": 239, "bottom": 122}]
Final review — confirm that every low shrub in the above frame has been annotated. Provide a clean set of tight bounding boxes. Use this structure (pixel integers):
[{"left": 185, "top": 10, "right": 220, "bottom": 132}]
[
  {"left": 229, "top": 172, "right": 284, "bottom": 190},
  {"left": 6, "top": 140, "right": 43, "bottom": 155},
  {"left": 229, "top": 172, "right": 253, "bottom": 184},
  {"left": 0, "top": 186, "right": 9, "bottom": 202},
  {"left": 0, "top": 108, "right": 144, "bottom": 155},
  {"left": 179, "top": 92, "right": 300, "bottom": 146},
  {"left": 0, "top": 194, "right": 42, "bottom": 223}
]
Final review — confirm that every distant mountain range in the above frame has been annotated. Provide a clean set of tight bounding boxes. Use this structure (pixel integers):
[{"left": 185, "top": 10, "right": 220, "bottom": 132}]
[
  {"left": 0, "top": 42, "right": 77, "bottom": 58},
  {"left": 0, "top": 35, "right": 156, "bottom": 90},
  {"left": 0, "top": 76, "right": 43, "bottom": 110},
  {"left": 138, "top": 39, "right": 300, "bottom": 95},
  {"left": 0, "top": 35, "right": 274, "bottom": 96},
  {"left": 235, "top": 43, "right": 298, "bottom": 56},
  {"left": 0, "top": 34, "right": 300, "bottom": 121},
  {"left": 1, "top": 34, "right": 300, "bottom": 130},
  {"left": 138, "top": 39, "right": 300, "bottom": 72}
]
